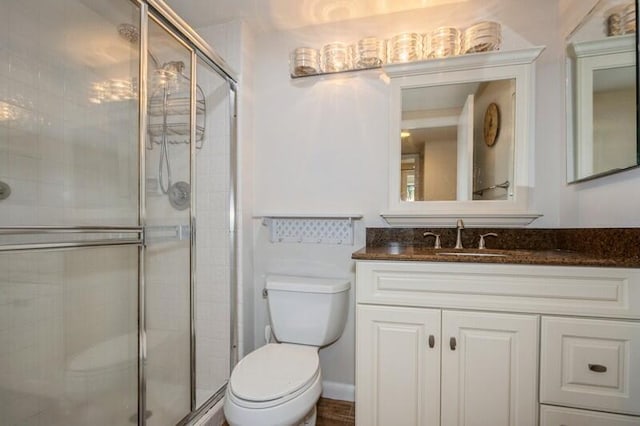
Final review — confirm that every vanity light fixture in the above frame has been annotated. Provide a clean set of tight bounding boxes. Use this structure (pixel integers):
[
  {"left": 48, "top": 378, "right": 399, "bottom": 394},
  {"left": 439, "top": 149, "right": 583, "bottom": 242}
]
[
  {"left": 401, "top": 131, "right": 411, "bottom": 138},
  {"left": 289, "top": 21, "right": 501, "bottom": 79}
]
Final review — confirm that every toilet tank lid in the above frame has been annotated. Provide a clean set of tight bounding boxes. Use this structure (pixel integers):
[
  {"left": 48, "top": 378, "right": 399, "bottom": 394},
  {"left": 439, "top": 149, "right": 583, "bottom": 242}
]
[{"left": 266, "top": 275, "right": 350, "bottom": 293}]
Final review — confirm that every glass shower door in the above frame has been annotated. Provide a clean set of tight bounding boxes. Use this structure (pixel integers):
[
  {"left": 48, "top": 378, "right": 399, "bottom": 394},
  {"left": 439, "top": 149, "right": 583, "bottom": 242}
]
[
  {"left": 144, "top": 16, "right": 193, "bottom": 426},
  {"left": 0, "top": 245, "right": 140, "bottom": 426},
  {"left": 0, "top": 0, "right": 141, "bottom": 424}
]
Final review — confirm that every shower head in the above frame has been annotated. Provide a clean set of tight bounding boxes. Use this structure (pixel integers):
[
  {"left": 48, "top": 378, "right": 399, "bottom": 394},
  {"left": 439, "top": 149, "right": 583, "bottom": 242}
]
[
  {"left": 118, "top": 23, "right": 160, "bottom": 68},
  {"left": 118, "top": 23, "right": 139, "bottom": 44}
]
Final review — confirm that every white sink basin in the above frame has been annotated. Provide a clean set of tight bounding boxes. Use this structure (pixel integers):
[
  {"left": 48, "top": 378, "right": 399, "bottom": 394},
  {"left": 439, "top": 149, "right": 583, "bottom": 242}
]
[{"left": 436, "top": 252, "right": 508, "bottom": 258}]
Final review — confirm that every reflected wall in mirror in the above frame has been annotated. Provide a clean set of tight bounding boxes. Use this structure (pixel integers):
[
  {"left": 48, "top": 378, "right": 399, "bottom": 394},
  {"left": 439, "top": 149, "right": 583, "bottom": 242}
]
[
  {"left": 400, "top": 80, "right": 515, "bottom": 201},
  {"left": 567, "top": 0, "right": 638, "bottom": 182}
]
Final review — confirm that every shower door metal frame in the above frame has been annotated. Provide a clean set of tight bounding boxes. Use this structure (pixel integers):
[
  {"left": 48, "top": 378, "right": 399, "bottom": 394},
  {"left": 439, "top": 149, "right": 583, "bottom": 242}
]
[
  {"left": 0, "top": 227, "right": 144, "bottom": 252},
  {"left": 138, "top": 3, "right": 149, "bottom": 426}
]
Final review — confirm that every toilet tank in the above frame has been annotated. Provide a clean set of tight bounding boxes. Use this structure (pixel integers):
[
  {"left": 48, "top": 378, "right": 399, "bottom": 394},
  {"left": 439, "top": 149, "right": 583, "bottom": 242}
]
[{"left": 266, "top": 275, "right": 350, "bottom": 347}]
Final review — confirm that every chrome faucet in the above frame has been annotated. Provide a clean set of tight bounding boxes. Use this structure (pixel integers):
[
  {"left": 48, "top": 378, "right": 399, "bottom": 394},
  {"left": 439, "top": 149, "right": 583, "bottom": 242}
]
[{"left": 454, "top": 219, "right": 465, "bottom": 249}]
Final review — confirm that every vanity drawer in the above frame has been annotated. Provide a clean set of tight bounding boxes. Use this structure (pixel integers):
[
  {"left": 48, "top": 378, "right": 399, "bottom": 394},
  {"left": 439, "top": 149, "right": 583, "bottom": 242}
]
[
  {"left": 540, "top": 317, "right": 640, "bottom": 415},
  {"left": 356, "top": 261, "right": 640, "bottom": 318},
  {"left": 540, "top": 405, "right": 640, "bottom": 426}
]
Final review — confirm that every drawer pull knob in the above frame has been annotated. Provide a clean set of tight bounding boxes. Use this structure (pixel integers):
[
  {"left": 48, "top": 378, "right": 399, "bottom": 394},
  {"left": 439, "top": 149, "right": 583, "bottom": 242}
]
[
  {"left": 450, "top": 337, "right": 457, "bottom": 351},
  {"left": 588, "top": 363, "right": 607, "bottom": 373},
  {"left": 428, "top": 335, "right": 435, "bottom": 348}
]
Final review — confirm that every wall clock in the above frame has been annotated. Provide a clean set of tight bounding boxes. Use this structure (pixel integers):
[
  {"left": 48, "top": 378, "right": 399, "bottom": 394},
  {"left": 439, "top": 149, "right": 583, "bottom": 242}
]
[{"left": 483, "top": 102, "right": 500, "bottom": 147}]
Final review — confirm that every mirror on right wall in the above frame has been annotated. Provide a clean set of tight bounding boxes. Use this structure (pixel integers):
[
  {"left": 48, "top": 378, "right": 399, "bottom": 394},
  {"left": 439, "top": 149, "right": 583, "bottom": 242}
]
[{"left": 567, "top": 0, "right": 638, "bottom": 182}]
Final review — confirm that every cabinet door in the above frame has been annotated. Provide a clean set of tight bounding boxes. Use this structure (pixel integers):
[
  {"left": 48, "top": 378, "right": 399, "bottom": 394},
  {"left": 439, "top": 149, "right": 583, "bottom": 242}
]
[
  {"left": 356, "top": 305, "right": 441, "bottom": 426},
  {"left": 441, "top": 311, "right": 538, "bottom": 426}
]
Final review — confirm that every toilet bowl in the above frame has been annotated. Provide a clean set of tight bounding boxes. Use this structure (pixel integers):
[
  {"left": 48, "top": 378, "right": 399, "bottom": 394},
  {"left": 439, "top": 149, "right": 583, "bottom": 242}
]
[
  {"left": 224, "top": 275, "right": 350, "bottom": 426},
  {"left": 224, "top": 343, "right": 322, "bottom": 426}
]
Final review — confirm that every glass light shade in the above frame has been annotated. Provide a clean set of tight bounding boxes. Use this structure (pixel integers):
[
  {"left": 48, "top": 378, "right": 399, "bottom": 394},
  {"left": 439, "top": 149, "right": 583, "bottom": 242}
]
[
  {"left": 462, "top": 21, "right": 502, "bottom": 54},
  {"left": 290, "top": 47, "right": 320, "bottom": 76},
  {"left": 354, "top": 36, "right": 387, "bottom": 68},
  {"left": 321, "top": 42, "right": 353, "bottom": 72},
  {"left": 623, "top": 3, "right": 636, "bottom": 34},
  {"left": 388, "top": 32, "right": 422, "bottom": 63},
  {"left": 425, "top": 27, "right": 461, "bottom": 58},
  {"left": 607, "top": 12, "right": 623, "bottom": 36}
]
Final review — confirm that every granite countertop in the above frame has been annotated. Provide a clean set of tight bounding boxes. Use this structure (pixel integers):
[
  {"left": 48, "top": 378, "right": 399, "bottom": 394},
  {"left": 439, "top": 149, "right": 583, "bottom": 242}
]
[{"left": 352, "top": 228, "right": 640, "bottom": 268}]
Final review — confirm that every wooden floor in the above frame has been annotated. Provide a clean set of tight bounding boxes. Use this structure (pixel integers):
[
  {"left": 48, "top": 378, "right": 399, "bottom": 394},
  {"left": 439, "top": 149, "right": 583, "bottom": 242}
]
[
  {"left": 316, "top": 397, "right": 355, "bottom": 426},
  {"left": 222, "top": 397, "right": 355, "bottom": 425}
]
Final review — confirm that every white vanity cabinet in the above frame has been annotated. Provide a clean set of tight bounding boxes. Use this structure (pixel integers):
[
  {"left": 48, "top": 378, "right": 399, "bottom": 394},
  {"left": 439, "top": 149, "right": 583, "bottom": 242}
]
[
  {"left": 354, "top": 261, "right": 640, "bottom": 426},
  {"left": 356, "top": 300, "right": 538, "bottom": 426}
]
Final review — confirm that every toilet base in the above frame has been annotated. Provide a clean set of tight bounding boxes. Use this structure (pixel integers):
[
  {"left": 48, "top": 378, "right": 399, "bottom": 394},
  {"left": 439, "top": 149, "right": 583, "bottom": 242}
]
[{"left": 300, "top": 406, "right": 316, "bottom": 426}]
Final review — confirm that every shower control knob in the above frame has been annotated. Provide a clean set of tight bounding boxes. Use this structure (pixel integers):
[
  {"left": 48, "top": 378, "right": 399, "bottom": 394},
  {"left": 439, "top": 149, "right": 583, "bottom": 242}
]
[{"left": 168, "top": 181, "right": 190, "bottom": 210}]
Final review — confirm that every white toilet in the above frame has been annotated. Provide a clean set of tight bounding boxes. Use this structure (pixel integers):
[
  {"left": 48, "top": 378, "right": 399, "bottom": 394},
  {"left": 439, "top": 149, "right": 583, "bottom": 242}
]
[{"left": 224, "top": 274, "right": 350, "bottom": 426}]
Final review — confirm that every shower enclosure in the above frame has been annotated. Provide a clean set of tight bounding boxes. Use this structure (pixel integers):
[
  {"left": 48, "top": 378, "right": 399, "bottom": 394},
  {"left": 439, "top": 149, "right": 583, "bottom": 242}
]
[{"left": 0, "top": 0, "right": 237, "bottom": 425}]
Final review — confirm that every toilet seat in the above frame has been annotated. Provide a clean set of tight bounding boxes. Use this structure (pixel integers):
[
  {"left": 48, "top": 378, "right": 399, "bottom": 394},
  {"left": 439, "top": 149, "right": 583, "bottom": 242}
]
[{"left": 228, "top": 343, "right": 320, "bottom": 409}]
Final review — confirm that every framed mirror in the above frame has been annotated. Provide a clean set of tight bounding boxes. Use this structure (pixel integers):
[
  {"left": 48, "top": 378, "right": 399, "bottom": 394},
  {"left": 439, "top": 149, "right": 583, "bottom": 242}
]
[
  {"left": 567, "top": 0, "right": 638, "bottom": 182},
  {"left": 383, "top": 48, "right": 544, "bottom": 227},
  {"left": 400, "top": 80, "right": 515, "bottom": 202}
]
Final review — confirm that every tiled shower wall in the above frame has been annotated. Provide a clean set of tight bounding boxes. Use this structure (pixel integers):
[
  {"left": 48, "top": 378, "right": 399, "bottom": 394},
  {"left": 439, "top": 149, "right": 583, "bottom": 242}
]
[{"left": 195, "top": 59, "right": 231, "bottom": 405}]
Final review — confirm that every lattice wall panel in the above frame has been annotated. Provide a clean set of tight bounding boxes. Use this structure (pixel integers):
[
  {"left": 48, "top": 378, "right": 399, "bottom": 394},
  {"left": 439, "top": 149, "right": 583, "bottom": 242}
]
[{"left": 268, "top": 218, "right": 354, "bottom": 245}]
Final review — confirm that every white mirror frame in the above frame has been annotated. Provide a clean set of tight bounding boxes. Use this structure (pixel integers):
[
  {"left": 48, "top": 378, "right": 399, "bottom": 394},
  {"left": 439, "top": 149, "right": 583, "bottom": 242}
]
[
  {"left": 381, "top": 47, "right": 545, "bottom": 227},
  {"left": 566, "top": 35, "right": 637, "bottom": 182}
]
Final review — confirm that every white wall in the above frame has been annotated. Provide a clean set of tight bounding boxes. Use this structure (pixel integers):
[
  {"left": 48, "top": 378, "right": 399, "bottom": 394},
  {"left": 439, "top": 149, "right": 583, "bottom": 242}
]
[{"left": 425, "top": 137, "right": 457, "bottom": 200}]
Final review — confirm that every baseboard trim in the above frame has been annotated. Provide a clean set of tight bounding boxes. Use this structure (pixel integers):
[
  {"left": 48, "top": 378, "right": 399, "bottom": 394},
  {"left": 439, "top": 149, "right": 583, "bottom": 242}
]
[{"left": 321, "top": 381, "right": 355, "bottom": 402}]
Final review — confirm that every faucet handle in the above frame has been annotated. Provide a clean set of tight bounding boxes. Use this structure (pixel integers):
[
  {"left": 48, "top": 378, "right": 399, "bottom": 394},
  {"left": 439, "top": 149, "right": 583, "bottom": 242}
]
[
  {"left": 478, "top": 233, "right": 498, "bottom": 250},
  {"left": 423, "top": 232, "right": 442, "bottom": 249}
]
